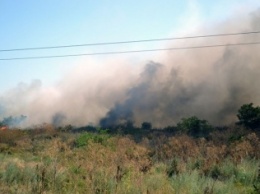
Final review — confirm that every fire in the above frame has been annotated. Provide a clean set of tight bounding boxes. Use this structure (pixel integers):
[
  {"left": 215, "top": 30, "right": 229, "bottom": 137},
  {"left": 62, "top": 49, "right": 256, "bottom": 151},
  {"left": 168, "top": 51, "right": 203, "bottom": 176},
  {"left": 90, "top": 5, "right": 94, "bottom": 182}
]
[{"left": 0, "top": 126, "right": 8, "bottom": 131}]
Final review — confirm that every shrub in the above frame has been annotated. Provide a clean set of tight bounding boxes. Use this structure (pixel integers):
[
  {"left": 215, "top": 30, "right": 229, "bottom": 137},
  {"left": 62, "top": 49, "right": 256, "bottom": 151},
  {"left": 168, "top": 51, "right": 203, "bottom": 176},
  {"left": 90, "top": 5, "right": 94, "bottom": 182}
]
[
  {"left": 75, "top": 131, "right": 110, "bottom": 148},
  {"left": 166, "top": 158, "right": 179, "bottom": 177},
  {"left": 141, "top": 122, "right": 152, "bottom": 130},
  {"left": 2, "top": 162, "right": 22, "bottom": 184},
  {"left": 177, "top": 116, "right": 212, "bottom": 137},
  {"left": 0, "top": 130, "right": 25, "bottom": 146},
  {"left": 237, "top": 103, "right": 260, "bottom": 130}
]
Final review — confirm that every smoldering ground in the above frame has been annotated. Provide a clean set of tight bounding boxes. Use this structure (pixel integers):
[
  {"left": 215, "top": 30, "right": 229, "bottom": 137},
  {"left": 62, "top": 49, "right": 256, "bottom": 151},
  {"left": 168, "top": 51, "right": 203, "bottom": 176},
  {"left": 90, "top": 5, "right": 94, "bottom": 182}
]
[{"left": 1, "top": 8, "right": 260, "bottom": 128}]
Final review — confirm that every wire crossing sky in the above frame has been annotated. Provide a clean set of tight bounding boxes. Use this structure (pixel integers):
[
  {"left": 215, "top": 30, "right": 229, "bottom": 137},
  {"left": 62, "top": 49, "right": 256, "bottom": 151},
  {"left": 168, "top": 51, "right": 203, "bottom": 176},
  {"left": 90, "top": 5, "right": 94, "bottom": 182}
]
[
  {"left": 0, "top": 0, "right": 260, "bottom": 127},
  {"left": 0, "top": 0, "right": 260, "bottom": 92},
  {"left": 1, "top": 41, "right": 260, "bottom": 61},
  {"left": 1, "top": 30, "right": 260, "bottom": 52}
]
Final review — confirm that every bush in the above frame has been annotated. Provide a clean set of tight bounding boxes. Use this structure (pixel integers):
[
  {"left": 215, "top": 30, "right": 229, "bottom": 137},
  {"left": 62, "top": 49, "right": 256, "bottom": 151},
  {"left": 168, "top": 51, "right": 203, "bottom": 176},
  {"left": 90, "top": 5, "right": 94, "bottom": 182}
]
[
  {"left": 0, "top": 130, "right": 25, "bottom": 146},
  {"left": 75, "top": 130, "right": 110, "bottom": 147},
  {"left": 237, "top": 103, "right": 260, "bottom": 130},
  {"left": 141, "top": 122, "right": 152, "bottom": 130},
  {"left": 177, "top": 116, "right": 212, "bottom": 137}
]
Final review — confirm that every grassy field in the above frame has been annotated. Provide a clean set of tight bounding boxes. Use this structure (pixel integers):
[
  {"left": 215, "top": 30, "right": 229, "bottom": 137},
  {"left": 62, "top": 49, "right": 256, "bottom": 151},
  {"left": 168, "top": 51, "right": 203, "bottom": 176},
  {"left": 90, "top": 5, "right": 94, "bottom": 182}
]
[{"left": 0, "top": 125, "right": 259, "bottom": 194}]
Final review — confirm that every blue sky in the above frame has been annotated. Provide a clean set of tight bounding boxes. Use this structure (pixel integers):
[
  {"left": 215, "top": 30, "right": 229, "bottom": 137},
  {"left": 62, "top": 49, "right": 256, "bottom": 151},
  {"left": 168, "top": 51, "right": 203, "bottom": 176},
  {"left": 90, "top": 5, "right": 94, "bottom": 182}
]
[{"left": 0, "top": 0, "right": 259, "bottom": 92}]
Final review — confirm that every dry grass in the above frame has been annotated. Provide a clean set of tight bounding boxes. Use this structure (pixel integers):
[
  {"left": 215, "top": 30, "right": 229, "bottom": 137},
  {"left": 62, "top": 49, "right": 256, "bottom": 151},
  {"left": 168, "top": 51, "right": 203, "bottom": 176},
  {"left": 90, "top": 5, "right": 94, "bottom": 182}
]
[{"left": 0, "top": 127, "right": 259, "bottom": 193}]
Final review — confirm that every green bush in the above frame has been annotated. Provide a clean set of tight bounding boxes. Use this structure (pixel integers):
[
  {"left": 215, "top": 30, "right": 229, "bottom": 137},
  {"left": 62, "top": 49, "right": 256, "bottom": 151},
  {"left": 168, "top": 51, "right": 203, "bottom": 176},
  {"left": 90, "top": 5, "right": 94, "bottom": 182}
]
[
  {"left": 237, "top": 103, "right": 260, "bottom": 130},
  {"left": 75, "top": 130, "right": 110, "bottom": 147},
  {"left": 141, "top": 122, "right": 152, "bottom": 130},
  {"left": 177, "top": 116, "right": 212, "bottom": 137},
  {"left": 2, "top": 162, "right": 22, "bottom": 184},
  {"left": 166, "top": 158, "right": 179, "bottom": 177}
]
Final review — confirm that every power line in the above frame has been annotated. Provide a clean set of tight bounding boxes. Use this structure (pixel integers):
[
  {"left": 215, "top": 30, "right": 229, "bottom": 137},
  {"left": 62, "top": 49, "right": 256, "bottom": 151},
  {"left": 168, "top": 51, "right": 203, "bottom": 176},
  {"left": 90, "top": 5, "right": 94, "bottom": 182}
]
[
  {"left": 0, "top": 41, "right": 260, "bottom": 61},
  {"left": 1, "top": 31, "right": 260, "bottom": 52}
]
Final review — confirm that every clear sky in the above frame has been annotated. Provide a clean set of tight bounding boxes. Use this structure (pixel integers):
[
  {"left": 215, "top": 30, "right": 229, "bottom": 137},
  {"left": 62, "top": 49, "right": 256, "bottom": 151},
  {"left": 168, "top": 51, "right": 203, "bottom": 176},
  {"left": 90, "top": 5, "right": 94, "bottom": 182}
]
[{"left": 0, "top": 0, "right": 259, "bottom": 92}]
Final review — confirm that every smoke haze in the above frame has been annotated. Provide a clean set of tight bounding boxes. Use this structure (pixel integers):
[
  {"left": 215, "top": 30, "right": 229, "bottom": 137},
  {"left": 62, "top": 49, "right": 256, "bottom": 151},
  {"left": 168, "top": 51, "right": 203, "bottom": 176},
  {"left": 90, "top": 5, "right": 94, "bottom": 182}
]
[{"left": 1, "top": 8, "right": 260, "bottom": 128}]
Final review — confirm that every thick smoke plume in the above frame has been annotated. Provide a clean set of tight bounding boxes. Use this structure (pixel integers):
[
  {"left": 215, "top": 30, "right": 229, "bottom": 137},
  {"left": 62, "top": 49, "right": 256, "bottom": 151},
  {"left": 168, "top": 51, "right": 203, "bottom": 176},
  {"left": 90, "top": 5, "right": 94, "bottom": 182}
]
[
  {"left": 1, "top": 8, "right": 260, "bottom": 128},
  {"left": 101, "top": 8, "right": 260, "bottom": 127}
]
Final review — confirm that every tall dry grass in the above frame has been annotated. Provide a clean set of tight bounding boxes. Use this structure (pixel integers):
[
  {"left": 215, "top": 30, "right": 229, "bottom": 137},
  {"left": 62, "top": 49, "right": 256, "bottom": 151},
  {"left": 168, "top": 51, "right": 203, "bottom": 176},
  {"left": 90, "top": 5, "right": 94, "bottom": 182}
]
[{"left": 0, "top": 126, "right": 259, "bottom": 193}]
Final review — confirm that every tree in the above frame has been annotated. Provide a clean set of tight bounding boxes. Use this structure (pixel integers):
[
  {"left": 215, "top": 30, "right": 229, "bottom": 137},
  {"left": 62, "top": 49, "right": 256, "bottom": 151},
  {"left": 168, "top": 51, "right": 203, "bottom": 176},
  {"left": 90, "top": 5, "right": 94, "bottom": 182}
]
[
  {"left": 177, "top": 116, "right": 212, "bottom": 137},
  {"left": 237, "top": 103, "right": 260, "bottom": 130},
  {"left": 141, "top": 122, "right": 152, "bottom": 130}
]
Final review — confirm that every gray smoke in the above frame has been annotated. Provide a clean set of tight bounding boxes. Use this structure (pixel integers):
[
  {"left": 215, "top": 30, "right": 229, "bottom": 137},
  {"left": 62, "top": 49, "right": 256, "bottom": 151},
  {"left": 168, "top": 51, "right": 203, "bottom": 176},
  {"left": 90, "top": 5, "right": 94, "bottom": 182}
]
[
  {"left": 0, "top": 59, "right": 139, "bottom": 127},
  {"left": 100, "top": 8, "right": 260, "bottom": 127},
  {"left": 0, "top": 8, "right": 260, "bottom": 128}
]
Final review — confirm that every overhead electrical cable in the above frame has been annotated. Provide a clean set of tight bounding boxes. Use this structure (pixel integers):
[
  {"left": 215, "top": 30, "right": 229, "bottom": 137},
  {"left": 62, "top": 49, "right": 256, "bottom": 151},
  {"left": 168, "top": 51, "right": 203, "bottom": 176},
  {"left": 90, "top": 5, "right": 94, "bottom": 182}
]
[
  {"left": 0, "top": 41, "right": 260, "bottom": 61},
  {"left": 0, "top": 30, "right": 260, "bottom": 52}
]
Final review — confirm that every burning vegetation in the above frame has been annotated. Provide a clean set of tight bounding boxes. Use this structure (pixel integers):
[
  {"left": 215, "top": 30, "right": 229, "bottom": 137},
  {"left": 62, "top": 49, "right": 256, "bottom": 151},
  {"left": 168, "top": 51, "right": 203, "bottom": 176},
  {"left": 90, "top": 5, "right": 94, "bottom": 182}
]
[
  {"left": 0, "top": 6, "right": 260, "bottom": 194},
  {"left": 0, "top": 107, "right": 259, "bottom": 193}
]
